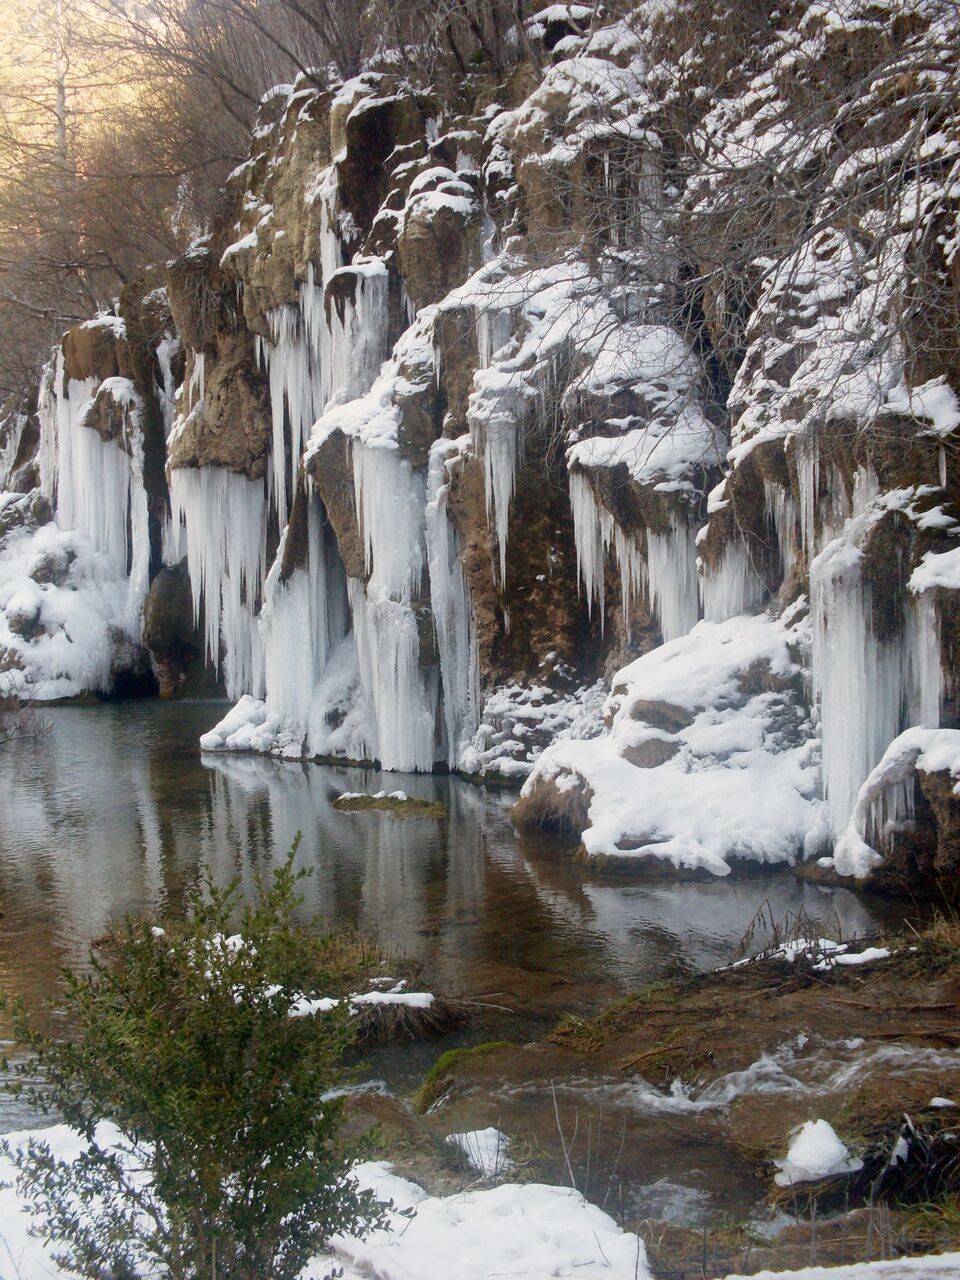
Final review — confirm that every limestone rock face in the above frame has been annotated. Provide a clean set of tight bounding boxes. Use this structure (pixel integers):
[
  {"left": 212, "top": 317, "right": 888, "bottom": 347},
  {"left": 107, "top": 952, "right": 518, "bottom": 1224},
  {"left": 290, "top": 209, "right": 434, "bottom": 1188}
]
[
  {"left": 304, "top": 430, "right": 365, "bottom": 580},
  {"left": 447, "top": 446, "right": 611, "bottom": 690},
  {"left": 398, "top": 179, "right": 481, "bottom": 310},
  {"left": 142, "top": 562, "right": 215, "bottom": 698},
  {"left": 167, "top": 333, "right": 271, "bottom": 479},
  {"left": 337, "top": 91, "right": 427, "bottom": 232},
  {"left": 62, "top": 318, "right": 133, "bottom": 385},
  {"left": 167, "top": 248, "right": 233, "bottom": 354}
]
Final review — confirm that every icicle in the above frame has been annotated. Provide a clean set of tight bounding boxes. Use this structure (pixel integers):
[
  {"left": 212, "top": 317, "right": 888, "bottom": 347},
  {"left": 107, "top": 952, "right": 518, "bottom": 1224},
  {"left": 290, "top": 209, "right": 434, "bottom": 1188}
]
[
  {"left": 161, "top": 511, "right": 184, "bottom": 566},
  {"left": 646, "top": 517, "right": 700, "bottom": 641},
  {"left": 426, "top": 439, "right": 479, "bottom": 767},
  {"left": 169, "top": 465, "right": 267, "bottom": 700},
  {"left": 321, "top": 258, "right": 391, "bottom": 410},
  {"left": 124, "top": 411, "right": 151, "bottom": 635},
  {"left": 612, "top": 525, "right": 646, "bottom": 634},
  {"left": 37, "top": 360, "right": 59, "bottom": 501},
  {"left": 763, "top": 478, "right": 799, "bottom": 581},
  {"left": 812, "top": 535, "right": 942, "bottom": 842},
  {"left": 258, "top": 303, "right": 311, "bottom": 529},
  {"left": 0, "top": 412, "right": 27, "bottom": 489},
  {"left": 36, "top": 354, "right": 150, "bottom": 634},
  {"left": 480, "top": 213, "right": 498, "bottom": 265},
  {"left": 812, "top": 543, "right": 901, "bottom": 839},
  {"left": 352, "top": 441, "right": 426, "bottom": 600},
  {"left": 699, "top": 543, "right": 767, "bottom": 623},
  {"left": 348, "top": 578, "right": 439, "bottom": 773},
  {"left": 155, "top": 336, "right": 180, "bottom": 436},
  {"left": 476, "top": 308, "right": 512, "bottom": 370},
  {"left": 569, "top": 469, "right": 611, "bottom": 623},
  {"left": 349, "top": 440, "right": 438, "bottom": 771},
  {"left": 187, "top": 351, "right": 205, "bottom": 410},
  {"left": 255, "top": 167, "right": 345, "bottom": 526},
  {"left": 907, "top": 587, "right": 943, "bottom": 728},
  {"left": 795, "top": 433, "right": 820, "bottom": 559},
  {"left": 795, "top": 432, "right": 856, "bottom": 561},
  {"left": 260, "top": 501, "right": 350, "bottom": 746},
  {"left": 481, "top": 413, "right": 519, "bottom": 585},
  {"left": 570, "top": 471, "right": 699, "bottom": 642},
  {"left": 469, "top": 306, "right": 522, "bottom": 584}
]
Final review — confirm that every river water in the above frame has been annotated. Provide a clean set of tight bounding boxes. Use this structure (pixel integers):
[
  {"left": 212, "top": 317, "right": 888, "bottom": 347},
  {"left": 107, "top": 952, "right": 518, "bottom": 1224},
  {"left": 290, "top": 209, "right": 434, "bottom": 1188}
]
[{"left": 0, "top": 700, "right": 895, "bottom": 1135}]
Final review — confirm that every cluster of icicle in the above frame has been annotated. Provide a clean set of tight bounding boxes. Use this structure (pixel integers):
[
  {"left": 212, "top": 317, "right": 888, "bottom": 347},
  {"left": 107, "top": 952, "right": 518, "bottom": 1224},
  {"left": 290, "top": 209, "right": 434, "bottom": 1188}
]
[
  {"left": 569, "top": 430, "right": 945, "bottom": 850},
  {"left": 798, "top": 440, "right": 943, "bottom": 845},
  {"left": 37, "top": 348, "right": 150, "bottom": 638},
  {"left": 169, "top": 165, "right": 479, "bottom": 771}
]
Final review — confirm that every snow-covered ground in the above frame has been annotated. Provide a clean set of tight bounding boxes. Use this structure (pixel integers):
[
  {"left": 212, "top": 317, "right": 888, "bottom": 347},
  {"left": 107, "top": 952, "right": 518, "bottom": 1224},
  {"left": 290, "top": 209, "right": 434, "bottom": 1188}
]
[
  {"left": 724, "top": 1260, "right": 960, "bottom": 1280},
  {"left": 3, "top": 1123, "right": 959, "bottom": 1280},
  {"left": 0, "top": 1123, "right": 649, "bottom": 1280}
]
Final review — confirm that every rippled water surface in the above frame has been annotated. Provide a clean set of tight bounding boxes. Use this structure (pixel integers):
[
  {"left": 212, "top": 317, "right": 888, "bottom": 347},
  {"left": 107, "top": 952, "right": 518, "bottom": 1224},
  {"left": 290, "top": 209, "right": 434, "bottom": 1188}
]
[{"left": 0, "top": 700, "right": 900, "bottom": 1131}]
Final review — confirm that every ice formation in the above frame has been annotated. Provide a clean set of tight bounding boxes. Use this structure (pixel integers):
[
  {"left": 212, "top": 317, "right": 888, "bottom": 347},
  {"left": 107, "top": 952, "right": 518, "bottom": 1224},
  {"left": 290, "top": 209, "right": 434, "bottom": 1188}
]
[
  {"left": 350, "top": 442, "right": 438, "bottom": 772},
  {"left": 834, "top": 727, "right": 960, "bottom": 878},
  {"left": 259, "top": 501, "right": 351, "bottom": 754},
  {"left": 169, "top": 466, "right": 267, "bottom": 700},
  {"left": 807, "top": 462, "right": 944, "bottom": 841},
  {"left": 563, "top": 317, "right": 720, "bottom": 640},
  {"left": 569, "top": 471, "right": 700, "bottom": 642},
  {"left": 0, "top": 412, "right": 27, "bottom": 489},
  {"left": 699, "top": 544, "right": 766, "bottom": 625},
  {"left": 37, "top": 354, "right": 150, "bottom": 635},
  {"left": 17, "top": 40, "right": 960, "bottom": 882},
  {"left": 255, "top": 173, "right": 391, "bottom": 527},
  {"left": 219, "top": 297, "right": 441, "bottom": 769},
  {"left": 426, "top": 437, "right": 479, "bottom": 767},
  {"left": 155, "top": 334, "right": 180, "bottom": 436}
]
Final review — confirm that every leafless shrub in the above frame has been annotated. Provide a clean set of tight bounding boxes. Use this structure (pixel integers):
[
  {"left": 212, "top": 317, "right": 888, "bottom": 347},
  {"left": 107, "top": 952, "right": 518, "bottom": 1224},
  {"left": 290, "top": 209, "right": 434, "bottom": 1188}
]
[{"left": 0, "top": 694, "right": 52, "bottom": 747}]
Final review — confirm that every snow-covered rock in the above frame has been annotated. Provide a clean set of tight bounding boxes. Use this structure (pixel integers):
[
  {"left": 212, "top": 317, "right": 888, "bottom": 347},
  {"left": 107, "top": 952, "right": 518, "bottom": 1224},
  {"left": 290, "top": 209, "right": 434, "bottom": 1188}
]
[
  {"left": 0, "top": 492, "right": 141, "bottom": 699},
  {"left": 834, "top": 728, "right": 960, "bottom": 880},
  {"left": 774, "top": 1120, "right": 863, "bottom": 1187},
  {"left": 330, "top": 1163, "right": 650, "bottom": 1280},
  {"left": 515, "top": 608, "right": 822, "bottom": 875},
  {"left": 444, "top": 1127, "right": 514, "bottom": 1179}
]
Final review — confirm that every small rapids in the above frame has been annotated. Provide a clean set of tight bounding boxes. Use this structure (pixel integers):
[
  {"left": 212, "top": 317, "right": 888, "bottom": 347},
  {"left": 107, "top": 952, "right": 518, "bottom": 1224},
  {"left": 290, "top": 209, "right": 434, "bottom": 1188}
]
[{"left": 543, "top": 1040, "right": 960, "bottom": 1116}]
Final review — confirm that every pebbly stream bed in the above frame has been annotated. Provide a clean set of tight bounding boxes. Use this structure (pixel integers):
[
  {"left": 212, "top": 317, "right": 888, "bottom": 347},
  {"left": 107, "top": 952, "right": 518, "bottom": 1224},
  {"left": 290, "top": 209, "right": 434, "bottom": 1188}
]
[{"left": 0, "top": 700, "right": 920, "bottom": 1237}]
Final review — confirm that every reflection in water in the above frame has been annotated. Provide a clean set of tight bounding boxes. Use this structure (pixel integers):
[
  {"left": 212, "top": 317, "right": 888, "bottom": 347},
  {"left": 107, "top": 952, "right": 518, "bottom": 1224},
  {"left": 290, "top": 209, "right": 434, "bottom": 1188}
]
[{"left": 0, "top": 701, "right": 895, "bottom": 1131}]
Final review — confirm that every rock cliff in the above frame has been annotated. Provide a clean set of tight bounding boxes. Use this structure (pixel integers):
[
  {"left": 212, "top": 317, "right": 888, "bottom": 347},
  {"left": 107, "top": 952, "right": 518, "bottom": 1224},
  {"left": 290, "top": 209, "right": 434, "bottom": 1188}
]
[{"left": 2, "top": 0, "right": 958, "bottom": 894}]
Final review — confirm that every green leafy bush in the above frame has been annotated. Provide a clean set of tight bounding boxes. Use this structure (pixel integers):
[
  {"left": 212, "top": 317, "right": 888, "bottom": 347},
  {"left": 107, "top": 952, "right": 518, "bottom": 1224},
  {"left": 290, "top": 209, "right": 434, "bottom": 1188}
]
[{"left": 2, "top": 844, "right": 387, "bottom": 1280}]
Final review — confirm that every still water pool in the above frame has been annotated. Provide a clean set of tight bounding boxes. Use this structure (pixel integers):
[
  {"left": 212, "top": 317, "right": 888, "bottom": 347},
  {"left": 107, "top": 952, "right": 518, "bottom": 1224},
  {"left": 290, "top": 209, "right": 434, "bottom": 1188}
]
[{"left": 0, "top": 699, "right": 896, "bottom": 1132}]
